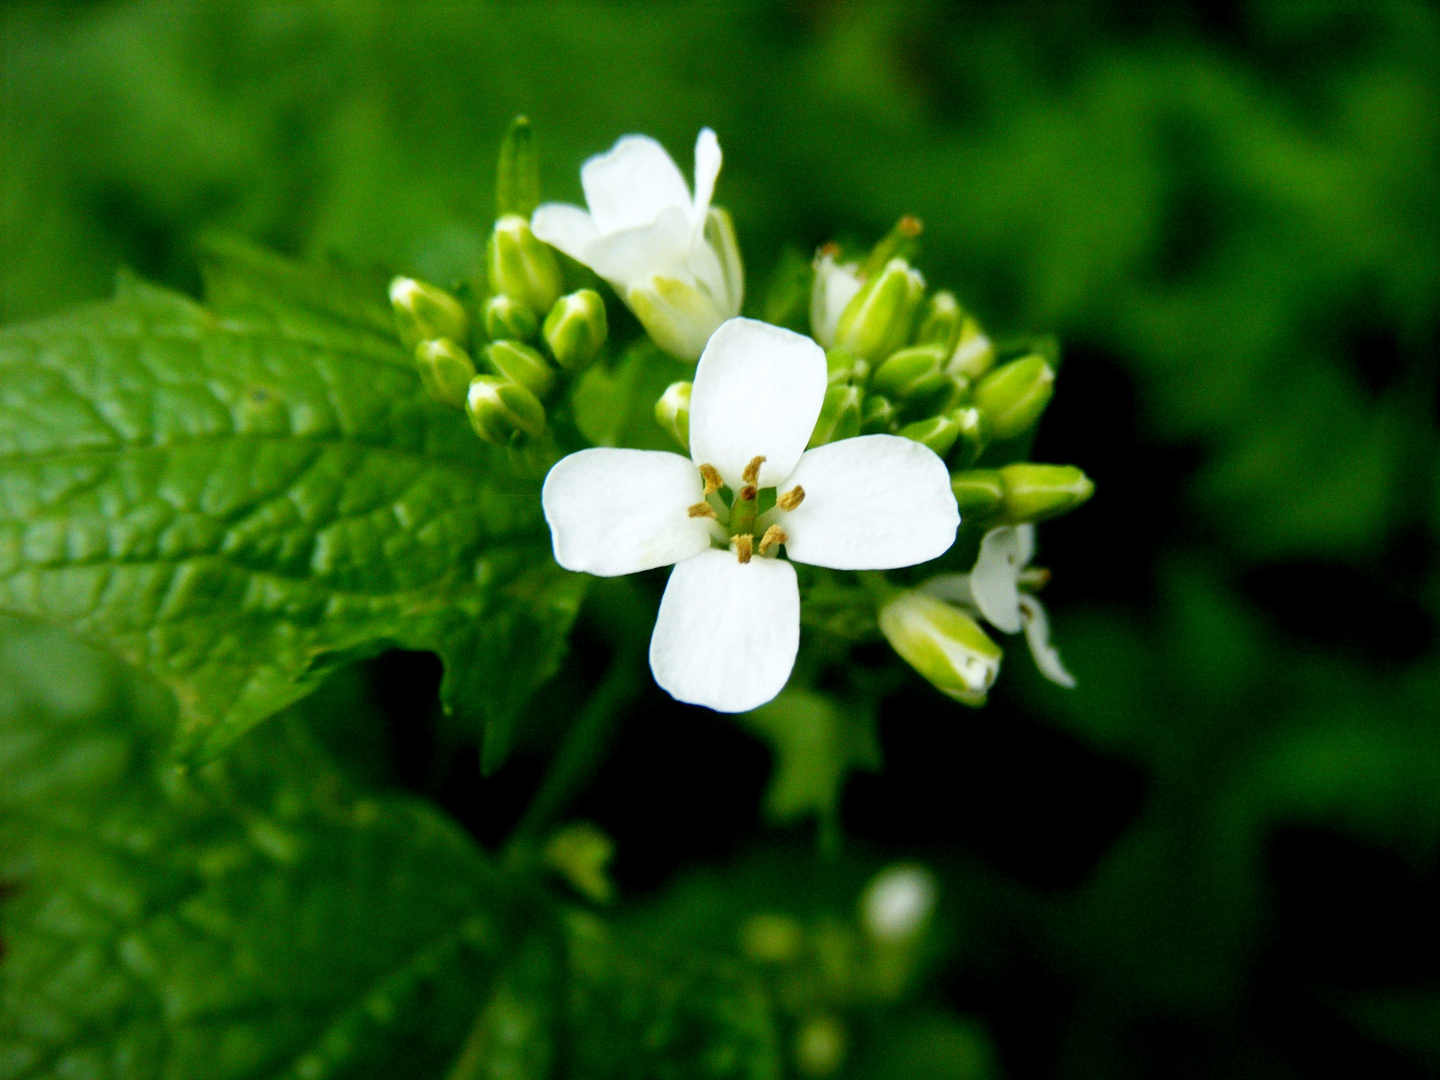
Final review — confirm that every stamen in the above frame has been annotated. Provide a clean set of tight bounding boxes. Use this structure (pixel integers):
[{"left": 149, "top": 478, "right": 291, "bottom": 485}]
[
  {"left": 687, "top": 502, "right": 717, "bottom": 519},
  {"left": 759, "top": 525, "right": 788, "bottom": 555},
  {"left": 1018, "top": 567, "right": 1051, "bottom": 591},
  {"left": 776, "top": 485, "right": 805, "bottom": 512},
  {"left": 742, "top": 455, "right": 765, "bottom": 485},
  {"left": 819, "top": 241, "right": 840, "bottom": 259},
  {"left": 699, "top": 463, "right": 723, "bottom": 495},
  {"left": 732, "top": 534, "right": 753, "bottom": 564}
]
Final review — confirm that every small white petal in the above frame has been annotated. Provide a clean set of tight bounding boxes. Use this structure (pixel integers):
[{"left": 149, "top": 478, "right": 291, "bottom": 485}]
[
  {"left": 583, "top": 206, "right": 693, "bottom": 289},
  {"left": 649, "top": 549, "right": 800, "bottom": 712},
  {"left": 691, "top": 128, "right": 722, "bottom": 223},
  {"left": 780, "top": 435, "right": 958, "bottom": 570},
  {"left": 542, "top": 448, "right": 713, "bottom": 577},
  {"left": 688, "top": 318, "right": 827, "bottom": 489},
  {"left": 530, "top": 204, "right": 600, "bottom": 264},
  {"left": 1018, "top": 594, "right": 1076, "bottom": 688},
  {"left": 809, "top": 254, "right": 863, "bottom": 350},
  {"left": 581, "top": 134, "right": 692, "bottom": 234},
  {"left": 920, "top": 573, "right": 977, "bottom": 610},
  {"left": 1014, "top": 523, "right": 1037, "bottom": 567},
  {"left": 969, "top": 526, "right": 1027, "bottom": 634}
]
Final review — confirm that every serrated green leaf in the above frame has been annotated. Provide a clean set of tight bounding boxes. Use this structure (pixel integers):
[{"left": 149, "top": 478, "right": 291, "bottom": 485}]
[
  {"left": 0, "top": 248, "right": 583, "bottom": 763},
  {"left": 740, "top": 689, "right": 882, "bottom": 835},
  {"left": 0, "top": 618, "right": 507, "bottom": 1080}
]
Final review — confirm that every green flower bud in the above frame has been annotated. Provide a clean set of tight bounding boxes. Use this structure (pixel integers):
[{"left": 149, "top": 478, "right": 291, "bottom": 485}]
[
  {"left": 858, "top": 214, "right": 923, "bottom": 278},
  {"left": 482, "top": 339, "right": 555, "bottom": 398},
  {"left": 832, "top": 257, "right": 926, "bottom": 362},
  {"left": 466, "top": 375, "right": 545, "bottom": 443},
  {"left": 946, "top": 316, "right": 995, "bottom": 379},
  {"left": 910, "top": 372, "right": 970, "bottom": 420},
  {"left": 808, "top": 384, "right": 863, "bottom": 448},
  {"left": 948, "top": 405, "right": 990, "bottom": 469},
  {"left": 740, "top": 913, "right": 805, "bottom": 964},
  {"left": 973, "top": 353, "right": 1055, "bottom": 439},
  {"left": 654, "top": 381, "right": 692, "bottom": 451},
  {"left": 495, "top": 115, "right": 540, "bottom": 219},
  {"left": 879, "top": 590, "right": 1002, "bottom": 706},
  {"left": 897, "top": 414, "right": 960, "bottom": 458},
  {"left": 542, "top": 822, "right": 614, "bottom": 905},
  {"left": 488, "top": 214, "right": 563, "bottom": 316},
  {"left": 413, "top": 338, "right": 477, "bottom": 409},
  {"left": 860, "top": 394, "right": 898, "bottom": 434},
  {"left": 483, "top": 294, "right": 538, "bottom": 342},
  {"left": 950, "top": 469, "right": 1004, "bottom": 522},
  {"left": 915, "top": 290, "right": 963, "bottom": 353},
  {"left": 389, "top": 276, "right": 469, "bottom": 352},
  {"left": 543, "top": 289, "right": 608, "bottom": 371},
  {"left": 794, "top": 1014, "right": 848, "bottom": 1078},
  {"left": 997, "top": 463, "right": 1094, "bottom": 524},
  {"left": 825, "top": 348, "right": 865, "bottom": 387},
  {"left": 869, "top": 343, "right": 949, "bottom": 402}
]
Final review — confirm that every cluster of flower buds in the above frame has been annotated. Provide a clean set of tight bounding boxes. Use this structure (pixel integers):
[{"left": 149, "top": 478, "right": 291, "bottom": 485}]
[
  {"left": 737, "top": 863, "right": 940, "bottom": 1076},
  {"left": 388, "top": 118, "right": 610, "bottom": 448}
]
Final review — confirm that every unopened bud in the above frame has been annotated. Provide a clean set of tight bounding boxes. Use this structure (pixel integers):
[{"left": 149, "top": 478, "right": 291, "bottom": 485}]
[
  {"left": 915, "top": 290, "right": 963, "bottom": 353},
  {"left": 654, "top": 381, "right": 692, "bottom": 450},
  {"left": 997, "top": 463, "right": 1094, "bottom": 524},
  {"left": 861, "top": 864, "right": 937, "bottom": 944},
  {"left": 860, "top": 394, "right": 898, "bottom": 434},
  {"left": 825, "top": 348, "right": 864, "bottom": 386},
  {"left": 808, "top": 384, "right": 863, "bottom": 448},
  {"left": 973, "top": 354, "right": 1055, "bottom": 439},
  {"left": 389, "top": 276, "right": 469, "bottom": 352},
  {"left": 466, "top": 375, "right": 545, "bottom": 443},
  {"left": 483, "top": 294, "right": 538, "bottom": 342},
  {"left": 946, "top": 316, "right": 995, "bottom": 379},
  {"left": 483, "top": 339, "right": 554, "bottom": 398},
  {"left": 950, "top": 469, "right": 1004, "bottom": 522},
  {"left": 832, "top": 257, "right": 926, "bottom": 362},
  {"left": 810, "top": 250, "right": 865, "bottom": 349},
  {"left": 495, "top": 115, "right": 540, "bottom": 219},
  {"left": 878, "top": 591, "right": 1002, "bottom": 706},
  {"left": 488, "top": 214, "right": 563, "bottom": 316},
  {"left": 794, "top": 1015, "right": 848, "bottom": 1078},
  {"left": 859, "top": 214, "right": 923, "bottom": 278},
  {"left": 740, "top": 913, "right": 805, "bottom": 964},
  {"left": 948, "top": 406, "right": 990, "bottom": 469},
  {"left": 897, "top": 414, "right": 960, "bottom": 458},
  {"left": 413, "top": 339, "right": 477, "bottom": 409},
  {"left": 543, "top": 289, "right": 608, "bottom": 371},
  {"left": 869, "top": 343, "right": 949, "bottom": 402}
]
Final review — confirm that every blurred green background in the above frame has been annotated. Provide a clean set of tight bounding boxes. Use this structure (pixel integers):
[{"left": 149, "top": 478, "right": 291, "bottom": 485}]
[{"left": 3, "top": 1, "right": 1440, "bottom": 1077}]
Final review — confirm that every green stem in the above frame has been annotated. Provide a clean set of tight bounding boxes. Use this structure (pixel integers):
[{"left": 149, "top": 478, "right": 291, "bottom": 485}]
[{"left": 508, "top": 648, "right": 641, "bottom": 852}]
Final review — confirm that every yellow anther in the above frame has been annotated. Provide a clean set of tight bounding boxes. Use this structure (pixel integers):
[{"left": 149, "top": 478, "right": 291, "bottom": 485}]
[
  {"left": 777, "top": 485, "right": 805, "bottom": 511},
  {"left": 688, "top": 502, "right": 718, "bottom": 519},
  {"left": 699, "top": 463, "right": 723, "bottom": 495},
  {"left": 742, "top": 455, "right": 765, "bottom": 485},
  {"left": 732, "top": 534, "right": 754, "bottom": 564},
  {"left": 1018, "top": 567, "right": 1051, "bottom": 590},
  {"left": 759, "top": 525, "right": 788, "bottom": 555}
]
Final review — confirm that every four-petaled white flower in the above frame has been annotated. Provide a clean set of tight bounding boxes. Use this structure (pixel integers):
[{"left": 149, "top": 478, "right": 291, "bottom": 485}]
[
  {"left": 543, "top": 317, "right": 960, "bottom": 713},
  {"left": 531, "top": 128, "right": 743, "bottom": 362},
  {"left": 923, "top": 524, "right": 1076, "bottom": 688}
]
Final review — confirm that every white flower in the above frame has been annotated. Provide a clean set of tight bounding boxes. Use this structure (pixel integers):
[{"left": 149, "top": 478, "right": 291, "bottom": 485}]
[
  {"left": 531, "top": 128, "right": 742, "bottom": 361},
  {"left": 809, "top": 248, "right": 863, "bottom": 349},
  {"left": 923, "top": 524, "right": 1076, "bottom": 688},
  {"left": 543, "top": 317, "right": 959, "bottom": 713}
]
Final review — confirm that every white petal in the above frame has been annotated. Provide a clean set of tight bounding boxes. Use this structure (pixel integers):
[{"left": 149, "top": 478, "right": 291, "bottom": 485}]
[
  {"left": 969, "top": 526, "right": 1025, "bottom": 633},
  {"left": 581, "top": 134, "right": 692, "bottom": 234},
  {"left": 779, "top": 435, "right": 958, "bottom": 570},
  {"left": 688, "top": 318, "right": 827, "bottom": 488},
  {"left": 1014, "top": 523, "right": 1037, "bottom": 567},
  {"left": 583, "top": 206, "right": 693, "bottom": 289},
  {"left": 649, "top": 549, "right": 799, "bottom": 712},
  {"left": 1019, "top": 594, "right": 1076, "bottom": 688},
  {"left": 920, "top": 572, "right": 977, "bottom": 610},
  {"left": 691, "top": 128, "right": 722, "bottom": 223},
  {"left": 530, "top": 203, "right": 600, "bottom": 264},
  {"left": 542, "top": 448, "right": 713, "bottom": 576},
  {"left": 809, "top": 254, "right": 863, "bottom": 350}
]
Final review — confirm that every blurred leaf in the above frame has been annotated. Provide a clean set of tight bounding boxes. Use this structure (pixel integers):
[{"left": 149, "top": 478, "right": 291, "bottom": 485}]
[
  {"left": 0, "top": 248, "right": 582, "bottom": 763},
  {"left": 741, "top": 690, "right": 881, "bottom": 836},
  {"left": 0, "top": 618, "right": 507, "bottom": 1079}
]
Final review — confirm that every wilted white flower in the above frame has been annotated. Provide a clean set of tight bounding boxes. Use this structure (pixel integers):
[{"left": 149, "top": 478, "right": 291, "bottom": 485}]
[
  {"left": 531, "top": 128, "right": 742, "bottom": 361},
  {"left": 543, "top": 318, "right": 959, "bottom": 712},
  {"left": 924, "top": 524, "right": 1075, "bottom": 687}
]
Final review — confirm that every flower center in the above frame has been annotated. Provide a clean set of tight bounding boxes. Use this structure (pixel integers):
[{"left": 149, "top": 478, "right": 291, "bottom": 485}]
[{"left": 686, "top": 454, "right": 804, "bottom": 563}]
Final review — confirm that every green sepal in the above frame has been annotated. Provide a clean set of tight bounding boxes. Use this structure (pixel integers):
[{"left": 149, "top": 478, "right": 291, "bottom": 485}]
[
  {"left": 485, "top": 293, "right": 540, "bottom": 342},
  {"left": 415, "top": 338, "right": 479, "bottom": 408},
  {"left": 973, "top": 353, "right": 1056, "bottom": 439},
  {"left": 496, "top": 114, "right": 541, "bottom": 219},
  {"left": 997, "top": 463, "right": 1095, "bottom": 523}
]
